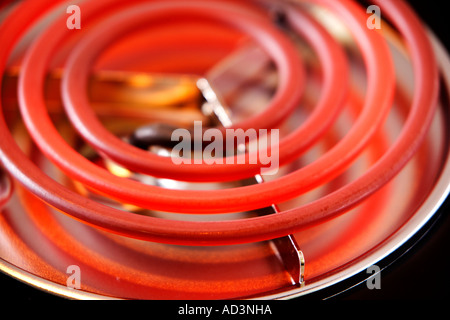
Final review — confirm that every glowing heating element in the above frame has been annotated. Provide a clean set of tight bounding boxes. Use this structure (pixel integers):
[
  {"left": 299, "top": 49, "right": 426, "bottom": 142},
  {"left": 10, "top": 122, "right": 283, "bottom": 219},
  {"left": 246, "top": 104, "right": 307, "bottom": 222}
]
[{"left": 0, "top": 0, "right": 448, "bottom": 299}]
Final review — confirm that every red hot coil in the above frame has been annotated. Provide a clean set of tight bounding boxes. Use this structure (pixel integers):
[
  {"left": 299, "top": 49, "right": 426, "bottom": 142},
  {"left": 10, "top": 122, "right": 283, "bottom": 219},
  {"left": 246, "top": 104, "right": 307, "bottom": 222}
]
[{"left": 0, "top": 0, "right": 447, "bottom": 300}]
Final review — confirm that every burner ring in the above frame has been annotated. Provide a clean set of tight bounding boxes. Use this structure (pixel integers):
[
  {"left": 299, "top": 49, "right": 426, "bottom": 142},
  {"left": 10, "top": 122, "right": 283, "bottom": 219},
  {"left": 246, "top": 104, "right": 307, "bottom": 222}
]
[{"left": 0, "top": 0, "right": 441, "bottom": 245}]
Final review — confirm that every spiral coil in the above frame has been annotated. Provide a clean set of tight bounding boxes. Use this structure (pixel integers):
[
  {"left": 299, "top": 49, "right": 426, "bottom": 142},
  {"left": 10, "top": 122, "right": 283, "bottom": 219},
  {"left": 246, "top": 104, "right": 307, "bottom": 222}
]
[{"left": 0, "top": 0, "right": 448, "bottom": 299}]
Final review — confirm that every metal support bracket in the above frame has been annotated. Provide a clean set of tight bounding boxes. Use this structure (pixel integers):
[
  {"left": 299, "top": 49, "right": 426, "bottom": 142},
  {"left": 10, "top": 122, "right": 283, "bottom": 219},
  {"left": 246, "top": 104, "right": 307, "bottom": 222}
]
[{"left": 198, "top": 78, "right": 305, "bottom": 286}]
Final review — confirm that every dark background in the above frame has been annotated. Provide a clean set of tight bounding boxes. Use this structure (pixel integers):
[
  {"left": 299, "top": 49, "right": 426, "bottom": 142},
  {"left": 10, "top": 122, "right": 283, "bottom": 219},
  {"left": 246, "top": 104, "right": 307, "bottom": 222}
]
[{"left": 0, "top": 0, "right": 449, "bottom": 301}]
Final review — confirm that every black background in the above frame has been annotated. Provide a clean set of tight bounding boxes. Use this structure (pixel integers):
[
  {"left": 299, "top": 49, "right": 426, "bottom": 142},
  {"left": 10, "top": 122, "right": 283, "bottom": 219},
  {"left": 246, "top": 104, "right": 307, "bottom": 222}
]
[{"left": 0, "top": 0, "right": 449, "bottom": 302}]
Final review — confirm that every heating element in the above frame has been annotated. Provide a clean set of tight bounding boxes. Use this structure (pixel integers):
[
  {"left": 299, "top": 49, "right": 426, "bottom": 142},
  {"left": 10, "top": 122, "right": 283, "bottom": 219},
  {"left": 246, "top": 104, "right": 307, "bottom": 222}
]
[{"left": 0, "top": 0, "right": 449, "bottom": 299}]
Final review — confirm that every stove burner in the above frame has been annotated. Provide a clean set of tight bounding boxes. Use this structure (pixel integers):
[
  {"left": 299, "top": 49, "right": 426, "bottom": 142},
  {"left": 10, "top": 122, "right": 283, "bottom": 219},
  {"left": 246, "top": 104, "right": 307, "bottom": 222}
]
[{"left": 0, "top": 0, "right": 448, "bottom": 299}]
